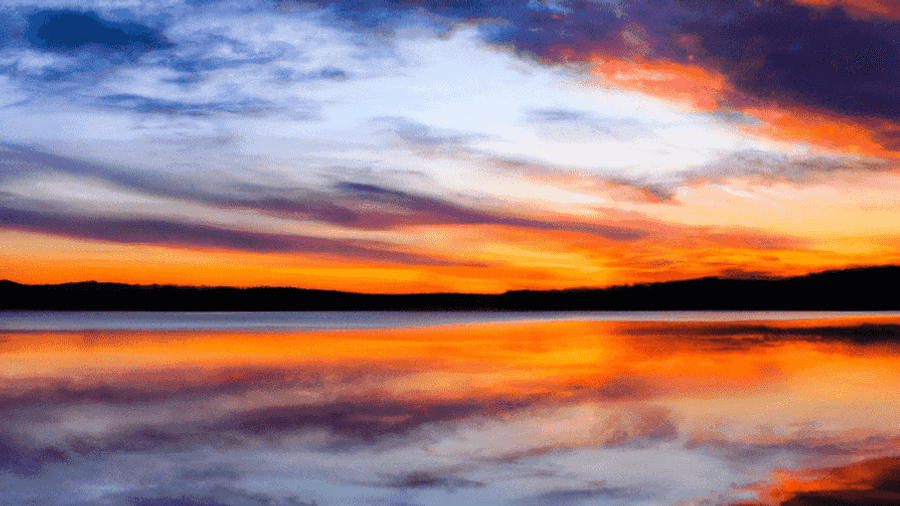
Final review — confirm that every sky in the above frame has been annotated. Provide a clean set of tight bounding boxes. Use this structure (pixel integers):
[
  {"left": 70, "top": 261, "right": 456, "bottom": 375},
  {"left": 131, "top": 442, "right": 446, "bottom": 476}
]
[
  {"left": 4, "top": 314, "right": 900, "bottom": 506},
  {"left": 1, "top": 0, "right": 900, "bottom": 292}
]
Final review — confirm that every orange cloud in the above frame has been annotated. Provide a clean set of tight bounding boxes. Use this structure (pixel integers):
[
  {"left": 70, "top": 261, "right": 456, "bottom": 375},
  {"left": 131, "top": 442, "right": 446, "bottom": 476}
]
[
  {"left": 588, "top": 55, "right": 900, "bottom": 159},
  {"left": 591, "top": 56, "right": 734, "bottom": 112},
  {"left": 741, "top": 457, "right": 900, "bottom": 505},
  {"left": 790, "top": 0, "right": 900, "bottom": 19},
  {"left": 741, "top": 104, "right": 900, "bottom": 159}
]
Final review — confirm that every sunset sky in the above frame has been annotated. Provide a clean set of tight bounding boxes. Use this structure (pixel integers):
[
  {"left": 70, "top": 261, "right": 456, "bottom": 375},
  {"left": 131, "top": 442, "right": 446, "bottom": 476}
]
[{"left": 1, "top": 0, "right": 899, "bottom": 292}]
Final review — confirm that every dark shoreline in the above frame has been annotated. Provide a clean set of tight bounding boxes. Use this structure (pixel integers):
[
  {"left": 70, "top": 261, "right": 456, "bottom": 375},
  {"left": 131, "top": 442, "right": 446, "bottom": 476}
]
[{"left": 2, "top": 265, "right": 898, "bottom": 311}]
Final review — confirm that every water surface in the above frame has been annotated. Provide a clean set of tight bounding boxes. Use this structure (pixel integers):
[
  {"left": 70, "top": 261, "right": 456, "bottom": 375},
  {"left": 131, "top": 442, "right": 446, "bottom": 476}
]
[{"left": 2, "top": 312, "right": 899, "bottom": 506}]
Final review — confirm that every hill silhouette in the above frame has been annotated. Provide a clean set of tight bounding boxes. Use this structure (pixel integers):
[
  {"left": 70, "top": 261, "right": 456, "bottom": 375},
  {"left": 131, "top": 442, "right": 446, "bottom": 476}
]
[{"left": 1, "top": 266, "right": 897, "bottom": 311}]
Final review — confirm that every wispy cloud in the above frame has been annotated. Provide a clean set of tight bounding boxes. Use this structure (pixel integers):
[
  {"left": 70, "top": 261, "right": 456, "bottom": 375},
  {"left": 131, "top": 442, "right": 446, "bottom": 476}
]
[
  {"left": 97, "top": 93, "right": 284, "bottom": 117},
  {"left": 0, "top": 144, "right": 648, "bottom": 242},
  {"left": 0, "top": 205, "right": 469, "bottom": 265}
]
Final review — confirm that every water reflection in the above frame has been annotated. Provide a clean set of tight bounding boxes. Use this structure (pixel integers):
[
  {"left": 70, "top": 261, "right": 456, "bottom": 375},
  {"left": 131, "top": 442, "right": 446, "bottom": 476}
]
[{"left": 1, "top": 315, "right": 899, "bottom": 505}]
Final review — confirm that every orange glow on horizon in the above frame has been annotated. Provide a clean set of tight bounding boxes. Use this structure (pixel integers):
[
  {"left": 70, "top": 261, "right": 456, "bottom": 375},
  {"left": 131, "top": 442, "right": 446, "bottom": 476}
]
[{"left": 5, "top": 209, "right": 900, "bottom": 293}]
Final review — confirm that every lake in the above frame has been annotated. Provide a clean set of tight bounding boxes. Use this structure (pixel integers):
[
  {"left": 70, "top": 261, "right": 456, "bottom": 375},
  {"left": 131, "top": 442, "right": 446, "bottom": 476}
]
[{"left": 3, "top": 312, "right": 900, "bottom": 506}]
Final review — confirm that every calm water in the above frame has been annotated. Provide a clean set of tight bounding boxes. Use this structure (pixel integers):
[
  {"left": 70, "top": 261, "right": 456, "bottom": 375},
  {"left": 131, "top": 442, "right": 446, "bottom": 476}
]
[
  {"left": 3, "top": 310, "right": 899, "bottom": 330},
  {"left": 2, "top": 312, "right": 900, "bottom": 506}
]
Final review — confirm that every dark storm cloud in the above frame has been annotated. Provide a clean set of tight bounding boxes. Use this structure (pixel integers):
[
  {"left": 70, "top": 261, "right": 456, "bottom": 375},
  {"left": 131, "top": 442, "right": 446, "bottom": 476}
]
[{"left": 0, "top": 205, "right": 464, "bottom": 266}]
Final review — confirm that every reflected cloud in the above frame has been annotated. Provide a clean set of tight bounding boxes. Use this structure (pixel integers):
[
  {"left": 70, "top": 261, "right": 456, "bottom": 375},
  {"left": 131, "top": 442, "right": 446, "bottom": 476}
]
[
  {"left": 2, "top": 312, "right": 900, "bottom": 505},
  {"left": 616, "top": 321, "right": 900, "bottom": 349}
]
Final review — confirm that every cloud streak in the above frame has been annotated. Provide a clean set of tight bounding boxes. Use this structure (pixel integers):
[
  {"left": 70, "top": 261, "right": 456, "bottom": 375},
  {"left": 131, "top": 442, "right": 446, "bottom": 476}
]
[
  {"left": 0, "top": 205, "right": 466, "bottom": 266},
  {"left": 0, "top": 144, "right": 648, "bottom": 242}
]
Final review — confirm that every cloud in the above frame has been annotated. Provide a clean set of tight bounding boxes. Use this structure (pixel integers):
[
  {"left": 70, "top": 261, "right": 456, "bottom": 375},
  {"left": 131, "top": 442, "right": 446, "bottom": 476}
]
[
  {"left": 0, "top": 434, "right": 69, "bottom": 477},
  {"left": 687, "top": 150, "right": 890, "bottom": 183},
  {"left": 729, "top": 457, "right": 900, "bottom": 506},
  {"left": 0, "top": 390, "right": 544, "bottom": 469},
  {"left": 9, "top": 0, "right": 900, "bottom": 133},
  {"left": 210, "top": 397, "right": 505, "bottom": 441},
  {"left": 290, "top": 0, "right": 900, "bottom": 136},
  {"left": 88, "top": 485, "right": 320, "bottom": 506},
  {"left": 97, "top": 93, "right": 284, "bottom": 118},
  {"left": 0, "top": 366, "right": 323, "bottom": 411},
  {"left": 591, "top": 406, "right": 679, "bottom": 448},
  {"left": 563, "top": 373, "right": 659, "bottom": 403},
  {"left": 373, "top": 116, "right": 488, "bottom": 153},
  {"left": 384, "top": 471, "right": 486, "bottom": 491},
  {"left": 0, "top": 144, "right": 648, "bottom": 242},
  {"left": 683, "top": 1, "right": 900, "bottom": 120},
  {"left": 525, "top": 108, "right": 656, "bottom": 142},
  {"left": 489, "top": 157, "right": 677, "bottom": 203},
  {"left": 0, "top": 205, "right": 467, "bottom": 266},
  {"left": 24, "top": 10, "right": 171, "bottom": 54},
  {"left": 0, "top": 4, "right": 352, "bottom": 123},
  {"left": 613, "top": 322, "right": 900, "bottom": 352},
  {"left": 519, "top": 484, "right": 640, "bottom": 506},
  {"left": 688, "top": 432, "right": 900, "bottom": 472},
  {"left": 327, "top": 181, "right": 648, "bottom": 240}
]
